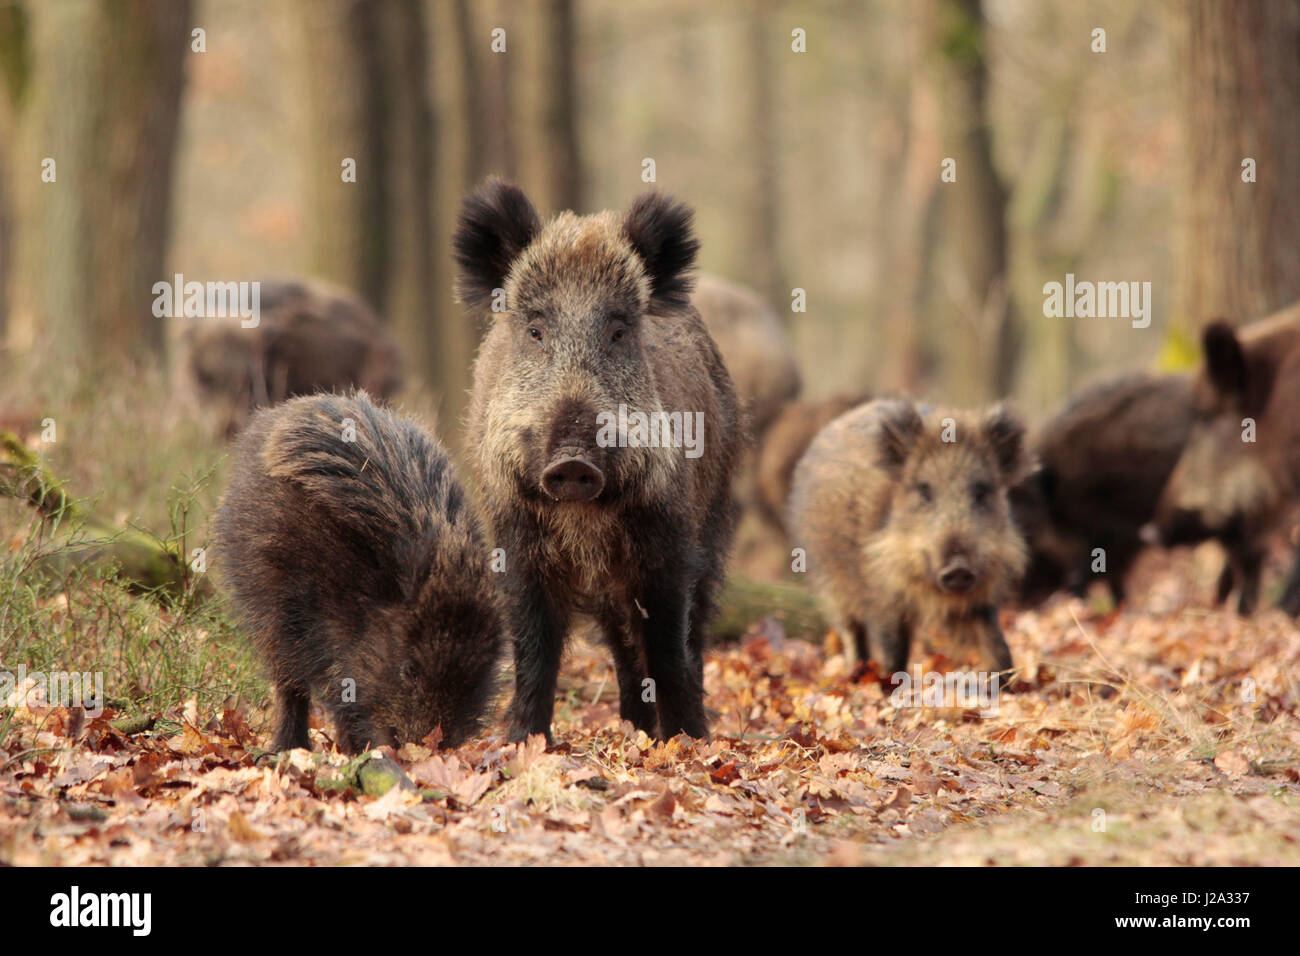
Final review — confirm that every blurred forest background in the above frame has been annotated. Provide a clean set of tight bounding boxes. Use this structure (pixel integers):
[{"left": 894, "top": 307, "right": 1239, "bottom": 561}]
[{"left": 1, "top": 0, "right": 1299, "bottom": 435}]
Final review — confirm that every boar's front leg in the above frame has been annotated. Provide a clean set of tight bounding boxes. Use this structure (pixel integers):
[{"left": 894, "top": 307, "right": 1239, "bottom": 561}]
[
  {"left": 974, "top": 605, "right": 1015, "bottom": 686},
  {"left": 505, "top": 564, "right": 570, "bottom": 745},
  {"left": 1232, "top": 547, "right": 1264, "bottom": 617},
  {"left": 597, "top": 605, "right": 658, "bottom": 734},
  {"left": 1279, "top": 549, "right": 1300, "bottom": 617},
  {"left": 865, "top": 614, "right": 910, "bottom": 678},
  {"left": 270, "top": 681, "right": 311, "bottom": 752},
  {"left": 638, "top": 564, "right": 708, "bottom": 740}
]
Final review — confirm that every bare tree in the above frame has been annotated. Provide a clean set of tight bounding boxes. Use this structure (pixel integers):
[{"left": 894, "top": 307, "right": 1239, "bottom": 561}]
[{"left": 1173, "top": 0, "right": 1300, "bottom": 325}]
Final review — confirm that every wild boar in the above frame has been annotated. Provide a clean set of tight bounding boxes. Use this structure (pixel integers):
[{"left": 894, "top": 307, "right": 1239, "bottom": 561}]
[
  {"left": 455, "top": 179, "right": 743, "bottom": 743},
  {"left": 1012, "top": 373, "right": 1194, "bottom": 606},
  {"left": 693, "top": 273, "right": 801, "bottom": 440},
  {"left": 179, "top": 279, "right": 403, "bottom": 437},
  {"left": 755, "top": 391, "right": 872, "bottom": 533},
  {"left": 215, "top": 391, "right": 504, "bottom": 753},
  {"left": 1149, "top": 303, "right": 1300, "bottom": 615},
  {"left": 789, "top": 398, "right": 1029, "bottom": 676}
]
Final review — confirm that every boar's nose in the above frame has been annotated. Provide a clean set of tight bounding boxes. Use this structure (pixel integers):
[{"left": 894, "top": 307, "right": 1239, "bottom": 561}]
[
  {"left": 542, "top": 457, "right": 605, "bottom": 502},
  {"left": 937, "top": 560, "right": 977, "bottom": 595}
]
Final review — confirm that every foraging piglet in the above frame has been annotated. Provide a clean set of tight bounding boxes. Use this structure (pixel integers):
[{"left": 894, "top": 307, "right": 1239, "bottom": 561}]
[{"left": 215, "top": 391, "right": 503, "bottom": 753}]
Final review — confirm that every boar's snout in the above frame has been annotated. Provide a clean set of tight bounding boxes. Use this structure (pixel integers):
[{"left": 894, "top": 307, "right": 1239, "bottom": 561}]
[
  {"left": 937, "top": 557, "right": 978, "bottom": 595},
  {"left": 542, "top": 455, "right": 605, "bottom": 502}
]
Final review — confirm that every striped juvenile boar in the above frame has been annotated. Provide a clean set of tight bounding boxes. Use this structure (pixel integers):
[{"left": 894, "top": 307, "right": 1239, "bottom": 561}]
[
  {"left": 790, "top": 399, "right": 1029, "bottom": 676},
  {"left": 1150, "top": 304, "right": 1300, "bottom": 615},
  {"left": 456, "top": 179, "right": 743, "bottom": 743},
  {"left": 215, "top": 391, "right": 504, "bottom": 753}
]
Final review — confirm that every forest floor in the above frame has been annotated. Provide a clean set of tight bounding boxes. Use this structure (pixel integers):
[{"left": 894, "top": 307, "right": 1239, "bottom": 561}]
[
  {"left": 1, "top": 372, "right": 1297, "bottom": 866},
  {"left": 2, "top": 558, "right": 1298, "bottom": 867}
]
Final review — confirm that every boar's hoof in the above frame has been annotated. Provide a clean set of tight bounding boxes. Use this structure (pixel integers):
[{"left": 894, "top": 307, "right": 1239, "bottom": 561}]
[{"left": 542, "top": 457, "right": 605, "bottom": 502}]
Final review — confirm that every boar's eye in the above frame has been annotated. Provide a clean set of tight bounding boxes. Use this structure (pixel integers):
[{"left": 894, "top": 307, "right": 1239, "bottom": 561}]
[
  {"left": 527, "top": 326, "right": 544, "bottom": 345},
  {"left": 611, "top": 325, "right": 626, "bottom": 344},
  {"left": 913, "top": 482, "right": 933, "bottom": 504}
]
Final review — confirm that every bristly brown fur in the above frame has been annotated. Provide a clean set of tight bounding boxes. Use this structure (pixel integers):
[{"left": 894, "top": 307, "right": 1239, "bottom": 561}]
[
  {"left": 755, "top": 390, "right": 871, "bottom": 533},
  {"left": 1011, "top": 372, "right": 1194, "bottom": 606},
  {"left": 458, "top": 180, "right": 744, "bottom": 743},
  {"left": 214, "top": 391, "right": 504, "bottom": 754},
  {"left": 1154, "top": 300, "right": 1300, "bottom": 616},
  {"left": 179, "top": 279, "right": 403, "bottom": 438},
  {"left": 789, "top": 398, "right": 1028, "bottom": 675}
]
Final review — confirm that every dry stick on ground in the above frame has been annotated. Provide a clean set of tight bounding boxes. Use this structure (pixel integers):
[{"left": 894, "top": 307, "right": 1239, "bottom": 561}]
[{"left": 0, "top": 429, "right": 204, "bottom": 600}]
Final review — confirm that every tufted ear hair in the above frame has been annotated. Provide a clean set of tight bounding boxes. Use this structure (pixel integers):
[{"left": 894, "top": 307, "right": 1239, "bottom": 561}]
[
  {"left": 453, "top": 178, "right": 542, "bottom": 310},
  {"left": 873, "top": 399, "right": 924, "bottom": 475},
  {"left": 622, "top": 191, "right": 700, "bottom": 312},
  {"left": 1202, "top": 320, "right": 1247, "bottom": 396},
  {"left": 982, "top": 403, "right": 1029, "bottom": 482}
]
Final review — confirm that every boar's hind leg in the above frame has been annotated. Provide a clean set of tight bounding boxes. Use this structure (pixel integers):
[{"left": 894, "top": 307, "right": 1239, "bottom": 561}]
[
  {"left": 597, "top": 607, "right": 657, "bottom": 734},
  {"left": 640, "top": 567, "right": 708, "bottom": 740},
  {"left": 505, "top": 571, "right": 570, "bottom": 745},
  {"left": 1279, "top": 549, "right": 1300, "bottom": 617},
  {"left": 271, "top": 682, "right": 311, "bottom": 752}
]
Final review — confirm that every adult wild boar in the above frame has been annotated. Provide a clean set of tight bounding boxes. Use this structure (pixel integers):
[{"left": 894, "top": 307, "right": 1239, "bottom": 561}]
[
  {"left": 1149, "top": 304, "right": 1300, "bottom": 615},
  {"left": 790, "top": 399, "right": 1029, "bottom": 676},
  {"left": 755, "top": 390, "right": 872, "bottom": 533},
  {"left": 179, "top": 279, "right": 403, "bottom": 437},
  {"left": 692, "top": 274, "right": 801, "bottom": 439},
  {"left": 455, "top": 179, "right": 743, "bottom": 743},
  {"left": 1012, "top": 373, "right": 1194, "bottom": 606}
]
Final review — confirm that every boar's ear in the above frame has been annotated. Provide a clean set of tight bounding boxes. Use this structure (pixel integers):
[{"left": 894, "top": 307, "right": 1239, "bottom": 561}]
[
  {"left": 1202, "top": 320, "right": 1247, "bottom": 395},
  {"left": 622, "top": 191, "right": 700, "bottom": 312},
  {"left": 873, "top": 399, "right": 924, "bottom": 474},
  {"left": 453, "top": 178, "right": 542, "bottom": 310},
  {"left": 982, "top": 404, "right": 1029, "bottom": 482}
]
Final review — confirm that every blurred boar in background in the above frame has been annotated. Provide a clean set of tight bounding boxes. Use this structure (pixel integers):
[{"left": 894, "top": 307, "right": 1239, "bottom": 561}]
[
  {"left": 215, "top": 391, "right": 503, "bottom": 753},
  {"left": 179, "top": 280, "right": 403, "bottom": 437},
  {"left": 1150, "top": 303, "right": 1300, "bottom": 615},
  {"left": 457, "top": 179, "right": 743, "bottom": 743},
  {"left": 755, "top": 390, "right": 872, "bottom": 533},
  {"left": 1012, "top": 373, "right": 1194, "bottom": 606},
  {"left": 693, "top": 273, "right": 801, "bottom": 439},
  {"left": 790, "top": 399, "right": 1029, "bottom": 677}
]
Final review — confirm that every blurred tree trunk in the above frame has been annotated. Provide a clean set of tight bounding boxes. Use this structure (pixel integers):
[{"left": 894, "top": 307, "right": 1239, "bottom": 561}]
[
  {"left": 8, "top": 0, "right": 190, "bottom": 371},
  {"left": 298, "top": 1, "right": 451, "bottom": 423},
  {"left": 1173, "top": 1, "right": 1300, "bottom": 325},
  {"left": 541, "top": 0, "right": 581, "bottom": 212},
  {"left": 0, "top": 1, "right": 27, "bottom": 345},
  {"left": 933, "top": 0, "right": 1018, "bottom": 403},
  {"left": 882, "top": 1, "right": 942, "bottom": 395},
  {"left": 454, "top": 0, "right": 516, "bottom": 183},
  {"left": 745, "top": 0, "right": 784, "bottom": 316}
]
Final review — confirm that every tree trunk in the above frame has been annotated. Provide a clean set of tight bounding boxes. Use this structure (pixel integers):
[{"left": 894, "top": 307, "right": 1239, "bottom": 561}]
[
  {"left": 745, "top": 1, "right": 785, "bottom": 315},
  {"left": 9, "top": 0, "right": 191, "bottom": 371},
  {"left": 297, "top": 1, "right": 446, "bottom": 419},
  {"left": 541, "top": 0, "right": 581, "bottom": 212},
  {"left": 932, "top": 0, "right": 1018, "bottom": 403},
  {"left": 1174, "top": 1, "right": 1300, "bottom": 325}
]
